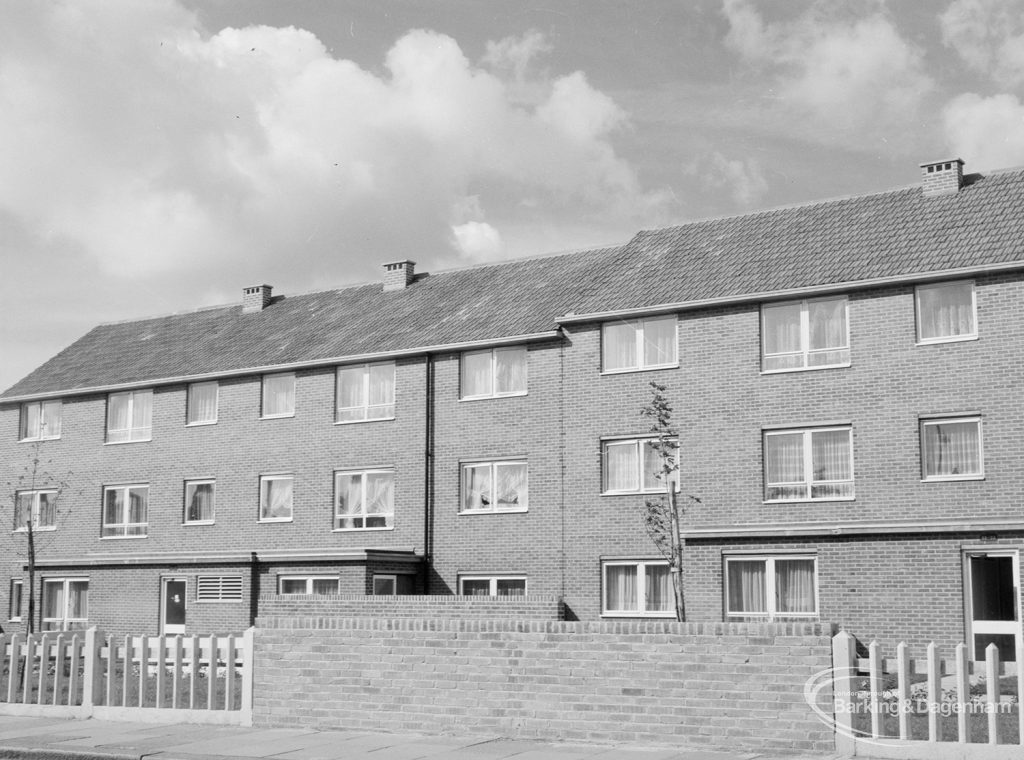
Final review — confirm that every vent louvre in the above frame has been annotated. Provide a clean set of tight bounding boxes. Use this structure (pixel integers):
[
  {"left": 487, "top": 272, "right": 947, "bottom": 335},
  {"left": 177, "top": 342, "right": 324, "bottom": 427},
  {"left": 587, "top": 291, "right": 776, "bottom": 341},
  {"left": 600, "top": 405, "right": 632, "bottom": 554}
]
[{"left": 196, "top": 575, "right": 243, "bottom": 601}]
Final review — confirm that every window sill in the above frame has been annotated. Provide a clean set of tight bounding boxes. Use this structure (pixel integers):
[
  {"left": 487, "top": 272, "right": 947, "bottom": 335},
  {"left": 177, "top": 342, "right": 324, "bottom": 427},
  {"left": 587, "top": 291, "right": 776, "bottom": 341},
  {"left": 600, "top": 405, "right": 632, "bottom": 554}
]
[
  {"left": 762, "top": 496, "right": 856, "bottom": 504},
  {"left": 259, "top": 517, "right": 294, "bottom": 523},
  {"left": 459, "top": 508, "right": 529, "bottom": 516},
  {"left": 18, "top": 436, "right": 61, "bottom": 443},
  {"left": 459, "top": 392, "right": 528, "bottom": 402},
  {"left": 8, "top": 618, "right": 22, "bottom": 623},
  {"left": 104, "top": 439, "right": 152, "bottom": 445},
  {"left": 922, "top": 475, "right": 985, "bottom": 482},
  {"left": 916, "top": 335, "right": 978, "bottom": 346},
  {"left": 100, "top": 534, "right": 149, "bottom": 540},
  {"left": 600, "top": 364, "right": 679, "bottom": 376},
  {"left": 185, "top": 420, "right": 217, "bottom": 427},
  {"left": 335, "top": 416, "right": 396, "bottom": 425},
  {"left": 13, "top": 527, "right": 56, "bottom": 533},
  {"left": 260, "top": 414, "right": 295, "bottom": 420},
  {"left": 332, "top": 525, "right": 394, "bottom": 532},
  {"left": 725, "top": 614, "right": 819, "bottom": 620},
  {"left": 194, "top": 599, "right": 244, "bottom": 604},
  {"left": 760, "top": 363, "right": 851, "bottom": 375},
  {"left": 601, "top": 489, "right": 678, "bottom": 497},
  {"left": 601, "top": 611, "right": 677, "bottom": 619},
  {"left": 182, "top": 520, "right": 215, "bottom": 527}
]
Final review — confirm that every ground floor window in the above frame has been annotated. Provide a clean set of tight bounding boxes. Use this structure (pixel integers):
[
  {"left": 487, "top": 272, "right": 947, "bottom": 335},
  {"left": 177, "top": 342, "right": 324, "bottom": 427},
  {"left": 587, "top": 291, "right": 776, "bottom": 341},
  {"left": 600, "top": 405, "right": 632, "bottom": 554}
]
[
  {"left": 372, "top": 574, "right": 416, "bottom": 595},
  {"left": 458, "top": 575, "right": 526, "bottom": 596},
  {"left": 41, "top": 578, "right": 88, "bottom": 630},
  {"left": 8, "top": 579, "right": 23, "bottom": 621},
  {"left": 602, "top": 560, "right": 674, "bottom": 617},
  {"left": 725, "top": 555, "right": 817, "bottom": 618},
  {"left": 278, "top": 576, "right": 340, "bottom": 595}
]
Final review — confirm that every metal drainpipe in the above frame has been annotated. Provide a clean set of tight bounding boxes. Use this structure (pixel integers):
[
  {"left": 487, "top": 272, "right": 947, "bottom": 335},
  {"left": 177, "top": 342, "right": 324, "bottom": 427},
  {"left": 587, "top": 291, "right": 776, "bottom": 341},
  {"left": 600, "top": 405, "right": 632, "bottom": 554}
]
[{"left": 422, "top": 354, "right": 435, "bottom": 593}]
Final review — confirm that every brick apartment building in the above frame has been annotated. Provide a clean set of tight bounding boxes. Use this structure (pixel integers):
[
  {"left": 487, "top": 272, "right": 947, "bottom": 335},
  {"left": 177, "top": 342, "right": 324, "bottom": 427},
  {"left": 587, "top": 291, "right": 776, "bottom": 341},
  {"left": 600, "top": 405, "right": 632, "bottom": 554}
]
[{"left": 2, "top": 158, "right": 1023, "bottom": 658}]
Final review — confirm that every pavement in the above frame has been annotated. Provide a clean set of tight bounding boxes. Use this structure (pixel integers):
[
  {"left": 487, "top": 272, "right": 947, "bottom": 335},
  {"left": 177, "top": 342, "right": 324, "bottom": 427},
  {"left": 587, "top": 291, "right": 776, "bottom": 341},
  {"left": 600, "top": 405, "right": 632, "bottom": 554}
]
[{"left": 0, "top": 716, "right": 840, "bottom": 760}]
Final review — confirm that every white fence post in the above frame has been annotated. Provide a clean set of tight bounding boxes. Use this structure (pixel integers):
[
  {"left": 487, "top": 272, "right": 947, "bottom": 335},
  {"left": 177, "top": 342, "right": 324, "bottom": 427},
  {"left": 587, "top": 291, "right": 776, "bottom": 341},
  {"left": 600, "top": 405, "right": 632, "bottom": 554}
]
[
  {"left": 82, "top": 627, "right": 102, "bottom": 709},
  {"left": 955, "top": 642, "right": 969, "bottom": 744},
  {"left": 240, "top": 627, "right": 255, "bottom": 726},
  {"left": 6, "top": 634, "right": 20, "bottom": 703},
  {"left": 831, "top": 631, "right": 857, "bottom": 756},
  {"left": 926, "top": 642, "right": 940, "bottom": 742},
  {"left": 985, "top": 643, "right": 999, "bottom": 745},
  {"left": 896, "top": 642, "right": 910, "bottom": 740},
  {"left": 868, "top": 639, "right": 883, "bottom": 738}
]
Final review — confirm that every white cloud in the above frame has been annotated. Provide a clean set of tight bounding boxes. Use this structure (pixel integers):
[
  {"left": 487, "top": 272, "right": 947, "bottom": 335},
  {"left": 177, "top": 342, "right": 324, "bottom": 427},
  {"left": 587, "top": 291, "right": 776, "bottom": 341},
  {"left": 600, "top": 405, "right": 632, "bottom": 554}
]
[
  {"left": 0, "top": 3, "right": 662, "bottom": 286},
  {"left": 941, "top": 0, "right": 1024, "bottom": 87},
  {"left": 721, "top": 0, "right": 933, "bottom": 133},
  {"left": 693, "top": 152, "right": 769, "bottom": 207},
  {"left": 943, "top": 93, "right": 1024, "bottom": 170}
]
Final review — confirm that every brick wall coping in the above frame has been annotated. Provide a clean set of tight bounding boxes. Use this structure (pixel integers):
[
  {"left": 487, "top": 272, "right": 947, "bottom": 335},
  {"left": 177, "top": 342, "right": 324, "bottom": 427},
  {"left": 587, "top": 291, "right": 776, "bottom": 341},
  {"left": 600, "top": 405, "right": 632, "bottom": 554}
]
[
  {"left": 684, "top": 516, "right": 1024, "bottom": 538},
  {"left": 256, "top": 593, "right": 559, "bottom": 602},
  {"left": 256, "top": 616, "right": 835, "bottom": 636}
]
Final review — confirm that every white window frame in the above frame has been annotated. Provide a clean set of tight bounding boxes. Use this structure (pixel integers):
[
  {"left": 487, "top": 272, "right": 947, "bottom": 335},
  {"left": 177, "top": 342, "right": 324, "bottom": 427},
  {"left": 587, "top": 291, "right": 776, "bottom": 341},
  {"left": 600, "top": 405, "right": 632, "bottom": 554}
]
[
  {"left": 183, "top": 479, "right": 216, "bottom": 525},
  {"left": 724, "top": 554, "right": 819, "bottom": 620},
  {"left": 186, "top": 382, "right": 218, "bottom": 426},
  {"left": 259, "top": 474, "right": 294, "bottom": 523},
  {"left": 920, "top": 416, "right": 984, "bottom": 481},
  {"left": 760, "top": 296, "right": 850, "bottom": 373},
  {"left": 261, "top": 373, "right": 295, "bottom": 419},
  {"left": 105, "top": 390, "right": 153, "bottom": 443},
  {"left": 333, "top": 468, "right": 395, "bottom": 531},
  {"left": 277, "top": 575, "right": 340, "bottom": 595},
  {"left": 8, "top": 579, "right": 23, "bottom": 622},
  {"left": 19, "top": 400, "right": 62, "bottom": 441},
  {"left": 763, "top": 426, "right": 854, "bottom": 503},
  {"left": 601, "top": 316, "right": 678, "bottom": 374},
  {"left": 458, "top": 575, "right": 527, "bottom": 596},
  {"left": 41, "top": 577, "right": 88, "bottom": 631},
  {"left": 101, "top": 484, "right": 149, "bottom": 538},
  {"left": 601, "top": 437, "right": 678, "bottom": 495},
  {"left": 195, "top": 575, "right": 243, "bottom": 603},
  {"left": 460, "top": 347, "right": 528, "bottom": 400},
  {"left": 13, "top": 490, "right": 58, "bottom": 532},
  {"left": 336, "top": 362, "right": 396, "bottom": 423},
  {"left": 915, "top": 280, "right": 977, "bottom": 345},
  {"left": 601, "top": 559, "right": 675, "bottom": 618},
  {"left": 460, "top": 459, "right": 529, "bottom": 514}
]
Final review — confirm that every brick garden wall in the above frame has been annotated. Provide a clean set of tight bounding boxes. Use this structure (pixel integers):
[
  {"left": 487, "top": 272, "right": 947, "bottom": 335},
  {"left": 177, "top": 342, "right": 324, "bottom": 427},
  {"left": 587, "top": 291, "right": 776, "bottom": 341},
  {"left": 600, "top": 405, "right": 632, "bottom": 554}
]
[
  {"left": 253, "top": 617, "right": 836, "bottom": 752},
  {"left": 257, "top": 594, "right": 562, "bottom": 620}
]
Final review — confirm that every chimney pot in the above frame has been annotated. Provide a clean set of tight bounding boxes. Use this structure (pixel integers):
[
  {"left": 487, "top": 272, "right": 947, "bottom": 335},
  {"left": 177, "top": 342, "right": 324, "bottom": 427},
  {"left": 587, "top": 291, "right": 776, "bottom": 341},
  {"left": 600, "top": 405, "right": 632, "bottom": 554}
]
[
  {"left": 242, "top": 284, "right": 273, "bottom": 312},
  {"left": 919, "top": 158, "right": 965, "bottom": 197},
  {"left": 382, "top": 260, "right": 416, "bottom": 291}
]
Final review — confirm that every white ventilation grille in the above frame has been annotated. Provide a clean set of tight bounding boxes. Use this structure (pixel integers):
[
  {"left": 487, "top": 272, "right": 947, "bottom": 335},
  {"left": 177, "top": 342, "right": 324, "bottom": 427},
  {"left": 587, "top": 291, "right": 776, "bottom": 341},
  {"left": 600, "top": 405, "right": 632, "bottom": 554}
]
[{"left": 196, "top": 575, "right": 244, "bottom": 602}]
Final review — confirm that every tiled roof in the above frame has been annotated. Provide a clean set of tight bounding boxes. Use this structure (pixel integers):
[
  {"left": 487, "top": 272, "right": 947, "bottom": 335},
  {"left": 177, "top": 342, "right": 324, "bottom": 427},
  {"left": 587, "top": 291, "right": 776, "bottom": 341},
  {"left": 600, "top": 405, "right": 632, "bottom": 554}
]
[{"left": 6, "top": 167, "right": 1024, "bottom": 399}]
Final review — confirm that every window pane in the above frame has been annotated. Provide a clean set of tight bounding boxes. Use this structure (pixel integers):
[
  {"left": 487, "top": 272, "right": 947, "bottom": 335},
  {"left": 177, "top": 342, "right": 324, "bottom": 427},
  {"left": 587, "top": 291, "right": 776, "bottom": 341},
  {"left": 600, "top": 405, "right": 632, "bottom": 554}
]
[
  {"left": 605, "top": 565, "right": 637, "bottom": 611},
  {"left": 367, "top": 363, "right": 395, "bottom": 418},
  {"left": 185, "top": 482, "right": 214, "bottom": 522},
  {"left": 764, "top": 433, "right": 804, "bottom": 499},
  {"left": 924, "top": 420, "right": 981, "bottom": 477},
  {"left": 14, "top": 493, "right": 31, "bottom": 530},
  {"left": 808, "top": 299, "right": 846, "bottom": 352},
  {"left": 495, "top": 462, "right": 527, "bottom": 509},
  {"left": 462, "top": 351, "right": 492, "bottom": 397},
  {"left": 337, "top": 367, "right": 364, "bottom": 421},
  {"left": 776, "top": 560, "right": 816, "bottom": 613},
  {"left": 21, "top": 403, "right": 41, "bottom": 439},
  {"left": 38, "top": 492, "right": 56, "bottom": 527},
  {"left": 645, "top": 564, "right": 672, "bottom": 612},
  {"left": 496, "top": 579, "right": 526, "bottom": 596},
  {"left": 131, "top": 391, "right": 153, "bottom": 438},
  {"left": 494, "top": 348, "right": 527, "bottom": 394},
  {"left": 461, "top": 579, "right": 491, "bottom": 596},
  {"left": 727, "top": 561, "right": 766, "bottom": 614},
  {"left": 365, "top": 471, "right": 395, "bottom": 526},
  {"left": 280, "top": 578, "right": 307, "bottom": 594},
  {"left": 642, "top": 440, "right": 666, "bottom": 491},
  {"left": 463, "top": 464, "right": 492, "bottom": 510},
  {"left": 643, "top": 317, "right": 676, "bottom": 366},
  {"left": 603, "top": 322, "right": 637, "bottom": 371},
  {"left": 107, "top": 393, "right": 130, "bottom": 440},
  {"left": 311, "top": 578, "right": 339, "bottom": 595},
  {"left": 104, "top": 489, "right": 123, "bottom": 530},
  {"left": 41, "top": 401, "right": 62, "bottom": 437},
  {"left": 763, "top": 303, "right": 802, "bottom": 356},
  {"left": 335, "top": 472, "right": 363, "bottom": 528},
  {"left": 605, "top": 442, "right": 638, "bottom": 492},
  {"left": 811, "top": 429, "right": 851, "bottom": 481},
  {"left": 262, "top": 478, "right": 293, "bottom": 519},
  {"left": 263, "top": 375, "right": 294, "bottom": 416},
  {"left": 68, "top": 581, "right": 88, "bottom": 620},
  {"left": 187, "top": 383, "right": 217, "bottom": 424},
  {"left": 43, "top": 582, "right": 63, "bottom": 621},
  {"left": 919, "top": 282, "right": 975, "bottom": 340},
  {"left": 373, "top": 576, "right": 396, "bottom": 595}
]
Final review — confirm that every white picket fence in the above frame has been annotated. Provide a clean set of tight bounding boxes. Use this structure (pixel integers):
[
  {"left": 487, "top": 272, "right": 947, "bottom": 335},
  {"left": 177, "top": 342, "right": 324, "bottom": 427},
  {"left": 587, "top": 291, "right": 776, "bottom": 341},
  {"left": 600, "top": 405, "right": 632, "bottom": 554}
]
[
  {"left": 832, "top": 631, "right": 1024, "bottom": 759},
  {"left": 0, "top": 627, "right": 253, "bottom": 725}
]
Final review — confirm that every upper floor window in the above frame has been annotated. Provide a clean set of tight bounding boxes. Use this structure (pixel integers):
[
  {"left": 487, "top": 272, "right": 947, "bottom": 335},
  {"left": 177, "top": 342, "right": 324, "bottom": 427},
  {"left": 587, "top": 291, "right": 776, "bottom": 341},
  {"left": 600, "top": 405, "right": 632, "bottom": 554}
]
[
  {"left": 262, "top": 373, "right": 295, "bottom": 418},
  {"left": 461, "top": 347, "right": 527, "bottom": 399},
  {"left": 337, "top": 363, "right": 395, "bottom": 423},
  {"left": 186, "top": 382, "right": 218, "bottom": 425},
  {"left": 762, "top": 297, "right": 849, "bottom": 372},
  {"left": 42, "top": 578, "right": 88, "bottom": 631},
  {"left": 459, "top": 575, "right": 526, "bottom": 596},
  {"left": 602, "top": 438, "right": 677, "bottom": 494},
  {"left": 602, "top": 316, "right": 677, "bottom": 373},
  {"left": 259, "top": 474, "right": 293, "bottom": 522},
  {"left": 20, "top": 400, "right": 62, "bottom": 441},
  {"left": 184, "top": 479, "right": 215, "bottom": 524},
  {"left": 461, "top": 460, "right": 528, "bottom": 513},
  {"left": 763, "top": 426, "right": 853, "bottom": 502},
  {"left": 916, "top": 280, "right": 976, "bottom": 344},
  {"left": 102, "top": 485, "right": 149, "bottom": 537},
  {"left": 335, "top": 469, "right": 394, "bottom": 530},
  {"left": 921, "top": 416, "right": 983, "bottom": 481},
  {"left": 106, "top": 390, "right": 152, "bottom": 443},
  {"left": 14, "top": 490, "right": 57, "bottom": 532},
  {"left": 602, "top": 560, "right": 673, "bottom": 617},
  {"left": 726, "top": 555, "right": 817, "bottom": 619}
]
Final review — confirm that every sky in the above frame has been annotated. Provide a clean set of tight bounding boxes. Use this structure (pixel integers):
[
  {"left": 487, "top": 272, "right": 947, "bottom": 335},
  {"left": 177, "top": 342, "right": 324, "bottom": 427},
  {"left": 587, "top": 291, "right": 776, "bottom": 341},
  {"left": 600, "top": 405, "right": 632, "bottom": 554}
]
[{"left": 2, "top": 0, "right": 1024, "bottom": 392}]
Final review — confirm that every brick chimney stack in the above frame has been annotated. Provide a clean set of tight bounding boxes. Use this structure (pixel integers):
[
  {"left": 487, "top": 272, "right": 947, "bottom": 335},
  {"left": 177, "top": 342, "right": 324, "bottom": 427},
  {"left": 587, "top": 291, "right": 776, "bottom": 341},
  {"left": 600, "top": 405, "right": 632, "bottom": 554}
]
[
  {"left": 382, "top": 261, "right": 416, "bottom": 291},
  {"left": 242, "top": 284, "right": 273, "bottom": 313},
  {"left": 920, "top": 158, "right": 965, "bottom": 198}
]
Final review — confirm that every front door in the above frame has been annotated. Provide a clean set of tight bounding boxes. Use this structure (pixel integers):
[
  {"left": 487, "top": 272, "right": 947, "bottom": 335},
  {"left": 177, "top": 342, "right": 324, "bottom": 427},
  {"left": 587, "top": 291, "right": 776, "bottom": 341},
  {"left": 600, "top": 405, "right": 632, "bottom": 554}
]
[
  {"left": 162, "top": 578, "right": 187, "bottom": 635},
  {"left": 966, "top": 552, "right": 1021, "bottom": 662}
]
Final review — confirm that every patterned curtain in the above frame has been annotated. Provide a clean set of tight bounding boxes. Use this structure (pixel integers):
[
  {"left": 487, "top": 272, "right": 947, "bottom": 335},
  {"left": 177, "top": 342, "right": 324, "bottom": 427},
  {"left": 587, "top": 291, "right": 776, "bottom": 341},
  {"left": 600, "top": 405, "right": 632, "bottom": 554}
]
[
  {"left": 463, "top": 465, "right": 492, "bottom": 510},
  {"left": 495, "top": 463, "right": 527, "bottom": 508},
  {"left": 365, "top": 472, "right": 394, "bottom": 526}
]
